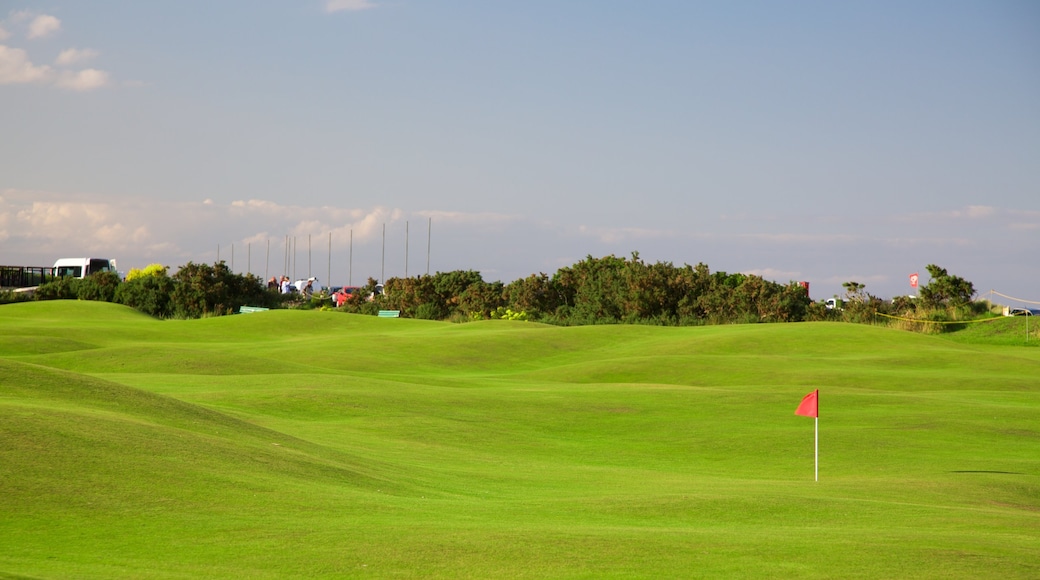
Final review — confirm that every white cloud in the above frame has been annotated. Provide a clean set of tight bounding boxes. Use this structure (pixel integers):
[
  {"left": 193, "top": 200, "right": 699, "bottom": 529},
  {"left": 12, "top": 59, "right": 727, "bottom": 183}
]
[
  {"left": 576, "top": 224, "right": 685, "bottom": 244},
  {"left": 417, "top": 210, "right": 520, "bottom": 225},
  {"left": 55, "top": 47, "right": 99, "bottom": 66},
  {"left": 0, "top": 13, "right": 112, "bottom": 91},
  {"left": 54, "top": 68, "right": 109, "bottom": 91},
  {"left": 0, "top": 44, "right": 53, "bottom": 84},
  {"left": 895, "top": 205, "right": 999, "bottom": 224},
  {"left": 326, "top": 0, "right": 377, "bottom": 13},
  {"left": 737, "top": 232, "right": 859, "bottom": 244},
  {"left": 6, "top": 10, "right": 33, "bottom": 25},
  {"left": 27, "top": 14, "right": 61, "bottom": 39},
  {"left": 1008, "top": 222, "right": 1039, "bottom": 231},
  {"left": 948, "top": 205, "right": 995, "bottom": 219},
  {"left": 0, "top": 192, "right": 427, "bottom": 272},
  {"left": 742, "top": 268, "right": 803, "bottom": 280},
  {"left": 821, "top": 274, "right": 890, "bottom": 286}
]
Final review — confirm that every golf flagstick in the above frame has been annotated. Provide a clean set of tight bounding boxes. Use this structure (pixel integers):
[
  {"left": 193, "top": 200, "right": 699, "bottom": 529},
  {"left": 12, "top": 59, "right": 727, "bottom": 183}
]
[{"left": 795, "top": 390, "right": 819, "bottom": 481}]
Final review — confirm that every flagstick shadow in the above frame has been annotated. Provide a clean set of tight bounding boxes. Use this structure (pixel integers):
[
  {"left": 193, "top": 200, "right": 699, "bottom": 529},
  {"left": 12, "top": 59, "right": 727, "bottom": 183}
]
[{"left": 949, "top": 470, "right": 1025, "bottom": 475}]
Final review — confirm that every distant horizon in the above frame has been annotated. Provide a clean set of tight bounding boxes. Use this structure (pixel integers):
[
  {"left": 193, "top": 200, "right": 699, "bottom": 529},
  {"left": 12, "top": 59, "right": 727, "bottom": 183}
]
[{"left": 4, "top": 215, "right": 1032, "bottom": 305}]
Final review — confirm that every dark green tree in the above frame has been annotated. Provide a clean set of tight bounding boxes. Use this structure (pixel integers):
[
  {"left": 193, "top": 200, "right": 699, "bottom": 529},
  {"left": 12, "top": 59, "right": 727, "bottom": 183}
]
[{"left": 918, "top": 265, "right": 975, "bottom": 309}]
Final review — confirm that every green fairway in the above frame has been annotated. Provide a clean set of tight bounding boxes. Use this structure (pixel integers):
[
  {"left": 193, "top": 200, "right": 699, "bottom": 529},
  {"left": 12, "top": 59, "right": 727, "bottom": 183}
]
[{"left": 1, "top": 301, "right": 1038, "bottom": 578}]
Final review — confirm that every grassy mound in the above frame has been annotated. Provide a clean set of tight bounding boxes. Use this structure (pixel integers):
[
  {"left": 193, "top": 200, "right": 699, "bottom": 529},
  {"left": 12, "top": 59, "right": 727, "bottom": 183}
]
[{"left": 1, "top": 301, "right": 1038, "bottom": 578}]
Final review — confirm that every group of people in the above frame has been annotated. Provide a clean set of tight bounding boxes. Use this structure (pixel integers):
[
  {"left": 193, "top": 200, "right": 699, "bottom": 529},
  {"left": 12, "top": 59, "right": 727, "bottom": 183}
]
[
  {"left": 266, "top": 276, "right": 315, "bottom": 297},
  {"left": 263, "top": 276, "right": 359, "bottom": 306}
]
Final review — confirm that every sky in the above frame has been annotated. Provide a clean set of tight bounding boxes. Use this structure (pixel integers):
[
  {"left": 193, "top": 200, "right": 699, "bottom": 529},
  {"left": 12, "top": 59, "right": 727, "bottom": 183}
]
[{"left": 2, "top": 0, "right": 1038, "bottom": 302}]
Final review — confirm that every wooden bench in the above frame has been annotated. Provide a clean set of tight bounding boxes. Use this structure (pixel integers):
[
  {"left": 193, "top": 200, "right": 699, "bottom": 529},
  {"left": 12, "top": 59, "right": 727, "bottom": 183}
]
[
  {"left": 239, "top": 306, "right": 270, "bottom": 314},
  {"left": 377, "top": 310, "right": 400, "bottom": 318}
]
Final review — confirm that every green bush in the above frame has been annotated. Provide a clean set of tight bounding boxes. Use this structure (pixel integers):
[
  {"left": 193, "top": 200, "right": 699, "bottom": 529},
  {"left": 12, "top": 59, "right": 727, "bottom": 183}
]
[
  {"left": 76, "top": 271, "right": 121, "bottom": 302},
  {"left": 115, "top": 273, "right": 175, "bottom": 318},
  {"left": 0, "top": 289, "right": 31, "bottom": 304},
  {"left": 34, "top": 277, "right": 82, "bottom": 300},
  {"left": 171, "top": 261, "right": 267, "bottom": 318},
  {"left": 413, "top": 302, "right": 442, "bottom": 320}
]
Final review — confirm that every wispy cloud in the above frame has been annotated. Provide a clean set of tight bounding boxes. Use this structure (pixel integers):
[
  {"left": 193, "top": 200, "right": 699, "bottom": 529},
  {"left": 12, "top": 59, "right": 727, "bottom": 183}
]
[
  {"left": 1, "top": 191, "right": 452, "bottom": 270},
  {"left": 27, "top": 14, "right": 61, "bottom": 39},
  {"left": 0, "top": 12, "right": 110, "bottom": 91},
  {"left": 737, "top": 232, "right": 860, "bottom": 244},
  {"left": 742, "top": 267, "right": 803, "bottom": 280},
  {"left": 55, "top": 47, "right": 99, "bottom": 66},
  {"left": 576, "top": 225, "right": 687, "bottom": 244},
  {"left": 0, "top": 44, "right": 52, "bottom": 84},
  {"left": 55, "top": 68, "right": 109, "bottom": 91},
  {"left": 0, "top": 47, "right": 109, "bottom": 90},
  {"left": 820, "top": 274, "right": 890, "bottom": 287},
  {"left": 894, "top": 205, "right": 1000, "bottom": 223},
  {"left": 416, "top": 210, "right": 520, "bottom": 225},
  {"left": 325, "top": 0, "right": 377, "bottom": 13}
]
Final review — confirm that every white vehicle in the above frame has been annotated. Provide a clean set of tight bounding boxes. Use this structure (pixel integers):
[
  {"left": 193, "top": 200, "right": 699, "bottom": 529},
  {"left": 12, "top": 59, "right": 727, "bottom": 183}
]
[
  {"left": 292, "top": 277, "right": 325, "bottom": 295},
  {"left": 53, "top": 258, "right": 118, "bottom": 279}
]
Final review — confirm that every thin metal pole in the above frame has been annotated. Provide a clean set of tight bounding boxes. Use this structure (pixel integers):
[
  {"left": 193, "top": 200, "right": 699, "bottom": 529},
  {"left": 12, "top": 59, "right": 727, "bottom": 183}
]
[
  {"left": 815, "top": 416, "right": 819, "bottom": 482},
  {"left": 426, "top": 217, "right": 431, "bottom": 276},
  {"left": 293, "top": 236, "right": 297, "bottom": 281}
]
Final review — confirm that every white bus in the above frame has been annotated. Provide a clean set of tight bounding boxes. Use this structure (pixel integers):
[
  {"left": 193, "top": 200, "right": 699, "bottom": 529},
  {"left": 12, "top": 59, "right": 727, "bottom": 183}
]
[{"left": 52, "top": 258, "right": 119, "bottom": 279}]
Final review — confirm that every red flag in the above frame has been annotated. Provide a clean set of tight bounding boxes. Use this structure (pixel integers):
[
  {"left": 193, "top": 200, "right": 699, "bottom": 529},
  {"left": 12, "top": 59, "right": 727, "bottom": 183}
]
[
  {"left": 909, "top": 273, "right": 919, "bottom": 288},
  {"left": 795, "top": 389, "right": 818, "bottom": 418}
]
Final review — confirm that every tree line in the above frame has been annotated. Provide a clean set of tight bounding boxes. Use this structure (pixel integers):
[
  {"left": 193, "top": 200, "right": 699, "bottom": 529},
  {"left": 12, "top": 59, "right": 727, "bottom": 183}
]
[{"left": 5, "top": 253, "right": 980, "bottom": 328}]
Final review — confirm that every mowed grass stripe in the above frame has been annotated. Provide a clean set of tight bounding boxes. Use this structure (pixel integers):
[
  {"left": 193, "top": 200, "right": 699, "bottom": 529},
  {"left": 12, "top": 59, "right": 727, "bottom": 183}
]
[{"left": 0, "top": 301, "right": 1038, "bottom": 578}]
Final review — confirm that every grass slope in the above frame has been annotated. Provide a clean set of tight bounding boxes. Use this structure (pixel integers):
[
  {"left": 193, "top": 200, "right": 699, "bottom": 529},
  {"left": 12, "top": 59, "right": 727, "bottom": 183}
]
[{"left": 1, "top": 301, "right": 1038, "bottom": 578}]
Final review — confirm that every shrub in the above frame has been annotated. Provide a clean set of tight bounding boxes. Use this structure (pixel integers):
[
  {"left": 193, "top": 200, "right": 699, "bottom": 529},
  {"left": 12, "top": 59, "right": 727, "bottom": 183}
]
[
  {"left": 34, "top": 277, "right": 82, "bottom": 300},
  {"left": 76, "top": 271, "right": 121, "bottom": 302},
  {"left": 0, "top": 289, "right": 30, "bottom": 304},
  {"left": 171, "top": 261, "right": 266, "bottom": 318},
  {"left": 126, "top": 263, "right": 169, "bottom": 282},
  {"left": 115, "top": 273, "right": 175, "bottom": 318}
]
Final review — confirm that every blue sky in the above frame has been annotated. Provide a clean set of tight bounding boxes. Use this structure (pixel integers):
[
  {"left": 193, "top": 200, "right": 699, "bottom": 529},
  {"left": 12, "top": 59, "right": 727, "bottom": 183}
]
[{"left": 2, "top": 1, "right": 1038, "bottom": 302}]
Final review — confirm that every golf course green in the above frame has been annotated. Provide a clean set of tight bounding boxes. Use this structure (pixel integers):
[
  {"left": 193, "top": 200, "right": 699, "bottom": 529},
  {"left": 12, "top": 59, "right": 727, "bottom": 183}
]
[{"left": 2, "top": 301, "right": 1038, "bottom": 578}]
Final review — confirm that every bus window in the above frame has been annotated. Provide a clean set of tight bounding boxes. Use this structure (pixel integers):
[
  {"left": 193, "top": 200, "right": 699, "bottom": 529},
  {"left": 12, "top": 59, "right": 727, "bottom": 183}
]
[{"left": 88, "top": 259, "right": 111, "bottom": 275}]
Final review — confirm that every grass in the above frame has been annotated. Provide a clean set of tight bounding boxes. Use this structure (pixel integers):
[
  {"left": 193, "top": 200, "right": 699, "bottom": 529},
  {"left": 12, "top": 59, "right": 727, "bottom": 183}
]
[{"left": 1, "top": 300, "right": 1038, "bottom": 578}]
